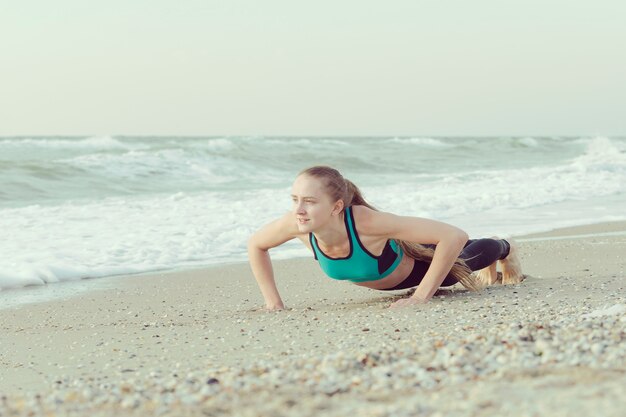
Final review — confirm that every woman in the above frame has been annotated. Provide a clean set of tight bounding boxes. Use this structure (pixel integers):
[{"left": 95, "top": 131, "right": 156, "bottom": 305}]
[{"left": 247, "top": 165, "right": 524, "bottom": 311}]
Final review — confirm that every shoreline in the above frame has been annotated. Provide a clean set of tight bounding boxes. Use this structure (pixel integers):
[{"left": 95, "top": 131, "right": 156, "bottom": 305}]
[
  {"left": 1, "top": 219, "right": 625, "bottom": 415},
  {"left": 2, "top": 219, "right": 626, "bottom": 310}
]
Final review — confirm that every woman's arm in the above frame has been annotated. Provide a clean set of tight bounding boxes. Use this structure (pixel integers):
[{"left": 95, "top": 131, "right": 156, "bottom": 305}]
[
  {"left": 247, "top": 211, "right": 301, "bottom": 310},
  {"left": 410, "top": 236, "right": 467, "bottom": 301},
  {"left": 356, "top": 206, "right": 469, "bottom": 302},
  {"left": 247, "top": 245, "right": 284, "bottom": 310}
]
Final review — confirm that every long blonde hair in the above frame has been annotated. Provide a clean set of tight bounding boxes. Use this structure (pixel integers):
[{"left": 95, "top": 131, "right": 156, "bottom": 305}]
[{"left": 298, "top": 165, "right": 483, "bottom": 292}]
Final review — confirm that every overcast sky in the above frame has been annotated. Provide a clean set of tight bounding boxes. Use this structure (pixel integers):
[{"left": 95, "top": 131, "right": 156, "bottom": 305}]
[{"left": 1, "top": 0, "right": 624, "bottom": 136}]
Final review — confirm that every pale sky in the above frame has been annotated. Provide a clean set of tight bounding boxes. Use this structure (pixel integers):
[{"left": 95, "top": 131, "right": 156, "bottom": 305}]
[{"left": 1, "top": 0, "right": 624, "bottom": 136}]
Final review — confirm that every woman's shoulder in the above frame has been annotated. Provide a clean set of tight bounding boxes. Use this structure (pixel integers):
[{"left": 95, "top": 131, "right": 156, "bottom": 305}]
[
  {"left": 350, "top": 205, "right": 399, "bottom": 238},
  {"left": 350, "top": 205, "right": 378, "bottom": 229},
  {"left": 349, "top": 204, "right": 370, "bottom": 217},
  {"left": 249, "top": 211, "right": 307, "bottom": 250}
]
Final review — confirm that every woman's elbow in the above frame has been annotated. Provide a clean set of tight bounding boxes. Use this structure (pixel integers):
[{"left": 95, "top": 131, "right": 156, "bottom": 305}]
[{"left": 451, "top": 229, "right": 469, "bottom": 246}]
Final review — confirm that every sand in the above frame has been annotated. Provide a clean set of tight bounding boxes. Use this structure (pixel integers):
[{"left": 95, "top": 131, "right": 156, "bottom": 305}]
[{"left": 1, "top": 221, "right": 625, "bottom": 416}]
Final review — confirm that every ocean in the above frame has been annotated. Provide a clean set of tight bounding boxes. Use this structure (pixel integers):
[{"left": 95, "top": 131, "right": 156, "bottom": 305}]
[{"left": 1, "top": 135, "right": 625, "bottom": 291}]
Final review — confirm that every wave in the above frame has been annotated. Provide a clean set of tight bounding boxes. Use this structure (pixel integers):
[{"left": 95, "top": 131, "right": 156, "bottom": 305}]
[
  {"left": 381, "top": 136, "right": 626, "bottom": 218},
  {"left": 0, "top": 135, "right": 150, "bottom": 150},
  {"left": 571, "top": 136, "right": 626, "bottom": 167},
  {"left": 0, "top": 189, "right": 276, "bottom": 290},
  {"left": 57, "top": 148, "right": 258, "bottom": 185},
  {"left": 205, "top": 137, "right": 236, "bottom": 151},
  {"left": 517, "top": 137, "right": 539, "bottom": 147},
  {"left": 387, "top": 137, "right": 454, "bottom": 147}
]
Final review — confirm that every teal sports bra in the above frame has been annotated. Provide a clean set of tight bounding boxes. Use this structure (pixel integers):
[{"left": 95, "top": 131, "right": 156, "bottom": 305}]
[{"left": 308, "top": 206, "right": 404, "bottom": 282}]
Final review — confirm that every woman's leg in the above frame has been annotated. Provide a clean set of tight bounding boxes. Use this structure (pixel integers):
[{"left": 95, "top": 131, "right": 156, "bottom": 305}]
[
  {"left": 458, "top": 238, "right": 510, "bottom": 271},
  {"left": 381, "top": 238, "right": 511, "bottom": 290},
  {"left": 439, "top": 238, "right": 511, "bottom": 286},
  {"left": 499, "top": 238, "right": 524, "bottom": 284}
]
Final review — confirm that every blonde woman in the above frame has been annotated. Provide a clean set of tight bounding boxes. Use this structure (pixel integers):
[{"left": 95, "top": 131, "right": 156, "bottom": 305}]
[{"left": 248, "top": 165, "right": 524, "bottom": 311}]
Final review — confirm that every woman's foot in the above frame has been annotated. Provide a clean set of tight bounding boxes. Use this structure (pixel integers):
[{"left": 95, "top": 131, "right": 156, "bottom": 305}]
[
  {"left": 474, "top": 236, "right": 503, "bottom": 286},
  {"left": 499, "top": 238, "right": 524, "bottom": 284},
  {"left": 475, "top": 261, "right": 500, "bottom": 286}
]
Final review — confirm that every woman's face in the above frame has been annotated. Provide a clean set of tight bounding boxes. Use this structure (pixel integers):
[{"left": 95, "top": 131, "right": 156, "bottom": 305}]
[{"left": 290, "top": 175, "right": 341, "bottom": 231}]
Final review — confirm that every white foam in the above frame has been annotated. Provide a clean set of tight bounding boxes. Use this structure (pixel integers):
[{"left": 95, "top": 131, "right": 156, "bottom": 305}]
[
  {"left": 205, "top": 138, "right": 236, "bottom": 151},
  {"left": 370, "top": 143, "right": 626, "bottom": 218},
  {"left": 518, "top": 137, "right": 539, "bottom": 147},
  {"left": 570, "top": 136, "right": 626, "bottom": 168},
  {"left": 320, "top": 139, "right": 350, "bottom": 146},
  {"left": 264, "top": 138, "right": 312, "bottom": 146},
  {"left": 0, "top": 190, "right": 282, "bottom": 290},
  {"left": 360, "top": 138, "right": 626, "bottom": 236},
  {"left": 387, "top": 137, "right": 453, "bottom": 147},
  {"left": 0, "top": 136, "right": 148, "bottom": 150},
  {"left": 58, "top": 149, "right": 237, "bottom": 184}
]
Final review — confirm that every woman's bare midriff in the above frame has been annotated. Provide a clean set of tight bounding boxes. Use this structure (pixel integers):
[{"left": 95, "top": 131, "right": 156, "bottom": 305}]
[
  {"left": 296, "top": 233, "right": 415, "bottom": 290},
  {"left": 352, "top": 253, "right": 415, "bottom": 289}
]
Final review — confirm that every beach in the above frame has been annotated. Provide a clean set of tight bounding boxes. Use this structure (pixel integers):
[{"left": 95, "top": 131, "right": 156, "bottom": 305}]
[
  {"left": 3, "top": 0, "right": 626, "bottom": 413},
  {"left": 1, "top": 221, "right": 625, "bottom": 416}
]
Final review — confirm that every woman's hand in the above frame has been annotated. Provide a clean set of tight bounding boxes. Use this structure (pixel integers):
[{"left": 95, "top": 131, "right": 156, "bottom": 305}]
[
  {"left": 265, "top": 302, "right": 286, "bottom": 312},
  {"left": 388, "top": 295, "right": 429, "bottom": 309}
]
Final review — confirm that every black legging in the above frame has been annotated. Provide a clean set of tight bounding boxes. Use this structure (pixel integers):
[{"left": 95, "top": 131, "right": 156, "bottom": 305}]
[{"left": 380, "top": 238, "right": 511, "bottom": 291}]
